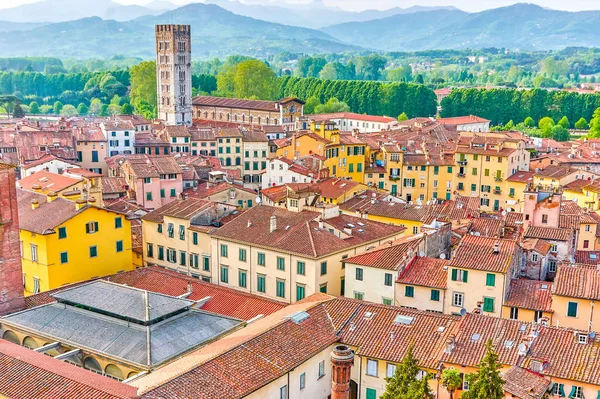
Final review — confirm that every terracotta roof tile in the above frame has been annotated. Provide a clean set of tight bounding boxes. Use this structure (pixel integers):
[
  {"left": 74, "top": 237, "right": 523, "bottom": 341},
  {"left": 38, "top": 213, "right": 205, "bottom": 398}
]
[
  {"left": 437, "top": 115, "right": 490, "bottom": 125},
  {"left": 397, "top": 256, "right": 449, "bottom": 289},
  {"left": 504, "top": 279, "right": 553, "bottom": 312},
  {"left": 523, "top": 226, "right": 571, "bottom": 242},
  {"left": 506, "top": 171, "right": 535, "bottom": 183},
  {"left": 17, "top": 190, "right": 89, "bottom": 234},
  {"left": 573, "top": 250, "right": 600, "bottom": 265},
  {"left": 502, "top": 366, "right": 551, "bottom": 399},
  {"left": 0, "top": 339, "right": 139, "bottom": 399},
  {"left": 102, "top": 177, "right": 129, "bottom": 194},
  {"left": 344, "top": 238, "right": 422, "bottom": 271},
  {"left": 142, "top": 198, "right": 215, "bottom": 223},
  {"left": 554, "top": 263, "right": 600, "bottom": 300},
  {"left": 17, "top": 170, "right": 81, "bottom": 193},
  {"left": 450, "top": 235, "right": 517, "bottom": 273}
]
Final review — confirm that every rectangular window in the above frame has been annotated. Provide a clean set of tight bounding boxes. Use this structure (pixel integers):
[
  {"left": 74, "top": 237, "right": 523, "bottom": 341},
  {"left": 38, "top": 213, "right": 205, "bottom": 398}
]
[
  {"left": 567, "top": 301, "right": 578, "bottom": 317},
  {"left": 382, "top": 298, "right": 392, "bottom": 306},
  {"left": 299, "top": 372, "right": 306, "bottom": 390},
  {"left": 192, "top": 232, "right": 198, "bottom": 245},
  {"left": 277, "top": 257, "right": 285, "bottom": 271},
  {"left": 510, "top": 307, "right": 519, "bottom": 320},
  {"left": 452, "top": 292, "right": 464, "bottom": 307},
  {"left": 431, "top": 289, "right": 440, "bottom": 301},
  {"left": 542, "top": 214, "right": 548, "bottom": 224},
  {"left": 354, "top": 291, "right": 364, "bottom": 300},
  {"left": 276, "top": 280, "right": 285, "bottom": 298},
  {"left": 238, "top": 270, "right": 247, "bottom": 288},
  {"left": 296, "top": 284, "right": 306, "bottom": 301},
  {"left": 202, "top": 256, "right": 210, "bottom": 271},
  {"left": 472, "top": 167, "right": 477, "bottom": 175},
  {"left": 147, "top": 243, "right": 154, "bottom": 258},
  {"left": 405, "top": 286, "right": 414, "bottom": 297},
  {"left": 384, "top": 273, "right": 393, "bottom": 286},
  {"left": 89, "top": 246, "right": 98, "bottom": 258},
  {"left": 167, "top": 248, "right": 177, "bottom": 263},
  {"left": 58, "top": 226, "right": 67, "bottom": 239},
  {"left": 146, "top": 192, "right": 153, "bottom": 201},
  {"left": 356, "top": 267, "right": 363, "bottom": 281},
  {"left": 239, "top": 248, "right": 247, "bottom": 262},
  {"left": 320, "top": 283, "right": 327, "bottom": 293},
  {"left": 257, "top": 252, "right": 265, "bottom": 266},
  {"left": 280, "top": 386, "right": 287, "bottom": 399},
  {"left": 386, "top": 363, "right": 397, "bottom": 378},
  {"left": 179, "top": 251, "right": 186, "bottom": 266},
  {"left": 318, "top": 360, "right": 325, "bottom": 378},
  {"left": 257, "top": 274, "right": 266, "bottom": 293},
  {"left": 60, "top": 251, "right": 68, "bottom": 264},
  {"left": 158, "top": 224, "right": 163, "bottom": 233},
  {"left": 168, "top": 223, "right": 174, "bottom": 238},
  {"left": 114, "top": 217, "right": 122, "bottom": 229},
  {"left": 33, "top": 277, "right": 40, "bottom": 294},
  {"left": 170, "top": 188, "right": 176, "bottom": 197},
  {"left": 161, "top": 189, "right": 166, "bottom": 198},
  {"left": 179, "top": 225, "right": 185, "bottom": 240},
  {"left": 158, "top": 246, "right": 164, "bottom": 260},
  {"left": 549, "top": 261, "right": 557, "bottom": 272},
  {"left": 116, "top": 241, "right": 123, "bottom": 253},
  {"left": 220, "top": 244, "right": 228, "bottom": 257},
  {"left": 85, "top": 221, "right": 99, "bottom": 234},
  {"left": 320, "top": 261, "right": 327, "bottom": 275},
  {"left": 190, "top": 253, "right": 199, "bottom": 269},
  {"left": 220, "top": 266, "right": 229, "bottom": 284},
  {"left": 451, "top": 268, "right": 468, "bottom": 282},
  {"left": 486, "top": 273, "right": 496, "bottom": 287},
  {"left": 483, "top": 297, "right": 495, "bottom": 313},
  {"left": 297, "top": 261, "right": 305, "bottom": 275},
  {"left": 366, "top": 359, "right": 378, "bottom": 376}
]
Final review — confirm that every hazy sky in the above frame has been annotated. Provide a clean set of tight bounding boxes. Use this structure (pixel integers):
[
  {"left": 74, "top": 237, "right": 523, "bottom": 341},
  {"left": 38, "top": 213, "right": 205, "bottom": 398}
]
[{"left": 3, "top": 0, "right": 600, "bottom": 12}]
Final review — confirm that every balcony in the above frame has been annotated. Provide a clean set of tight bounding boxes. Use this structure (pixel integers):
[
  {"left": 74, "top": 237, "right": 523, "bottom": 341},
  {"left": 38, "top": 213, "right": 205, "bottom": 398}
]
[
  {"left": 456, "top": 173, "right": 466, "bottom": 178},
  {"left": 456, "top": 185, "right": 464, "bottom": 191},
  {"left": 457, "top": 160, "right": 467, "bottom": 166},
  {"left": 494, "top": 177, "right": 503, "bottom": 182},
  {"left": 493, "top": 189, "right": 502, "bottom": 195},
  {"left": 389, "top": 175, "right": 400, "bottom": 181}
]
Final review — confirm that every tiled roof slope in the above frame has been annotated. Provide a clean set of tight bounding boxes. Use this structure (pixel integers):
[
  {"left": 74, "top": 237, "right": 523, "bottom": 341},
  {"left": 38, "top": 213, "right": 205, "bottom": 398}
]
[
  {"left": 554, "top": 263, "right": 600, "bottom": 300},
  {"left": 450, "top": 235, "right": 517, "bottom": 273},
  {"left": 523, "top": 226, "right": 571, "bottom": 241},
  {"left": 0, "top": 339, "right": 139, "bottom": 399},
  {"left": 502, "top": 366, "right": 551, "bottom": 399},
  {"left": 17, "top": 190, "right": 89, "bottom": 234},
  {"left": 142, "top": 198, "right": 215, "bottom": 223},
  {"left": 504, "top": 279, "right": 553, "bottom": 312},
  {"left": 343, "top": 238, "right": 421, "bottom": 270},
  {"left": 397, "top": 256, "right": 449, "bottom": 289}
]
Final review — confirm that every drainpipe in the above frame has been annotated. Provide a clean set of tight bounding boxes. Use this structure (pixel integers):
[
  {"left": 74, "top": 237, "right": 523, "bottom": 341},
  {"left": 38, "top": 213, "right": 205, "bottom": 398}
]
[{"left": 357, "top": 354, "right": 363, "bottom": 399}]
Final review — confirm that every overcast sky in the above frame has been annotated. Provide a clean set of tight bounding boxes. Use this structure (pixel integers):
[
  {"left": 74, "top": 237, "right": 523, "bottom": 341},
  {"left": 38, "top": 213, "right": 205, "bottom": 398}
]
[{"left": 3, "top": 0, "right": 600, "bottom": 12}]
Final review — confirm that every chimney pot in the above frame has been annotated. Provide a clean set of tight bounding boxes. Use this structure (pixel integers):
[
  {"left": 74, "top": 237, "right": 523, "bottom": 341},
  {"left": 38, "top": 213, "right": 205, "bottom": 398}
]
[
  {"left": 46, "top": 191, "right": 58, "bottom": 202},
  {"left": 75, "top": 198, "right": 87, "bottom": 210},
  {"left": 30, "top": 199, "right": 39, "bottom": 210},
  {"left": 270, "top": 215, "right": 277, "bottom": 233},
  {"left": 330, "top": 345, "right": 354, "bottom": 399},
  {"left": 31, "top": 184, "right": 42, "bottom": 193}
]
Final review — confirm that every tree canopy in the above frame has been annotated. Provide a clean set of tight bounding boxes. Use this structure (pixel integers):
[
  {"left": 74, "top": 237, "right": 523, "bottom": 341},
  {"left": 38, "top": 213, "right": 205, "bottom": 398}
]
[
  {"left": 381, "top": 345, "right": 434, "bottom": 399},
  {"left": 460, "top": 340, "right": 504, "bottom": 399}
]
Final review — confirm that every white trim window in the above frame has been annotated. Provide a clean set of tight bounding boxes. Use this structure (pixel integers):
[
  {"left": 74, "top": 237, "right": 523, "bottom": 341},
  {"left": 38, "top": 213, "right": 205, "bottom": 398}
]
[{"left": 366, "top": 359, "right": 378, "bottom": 376}]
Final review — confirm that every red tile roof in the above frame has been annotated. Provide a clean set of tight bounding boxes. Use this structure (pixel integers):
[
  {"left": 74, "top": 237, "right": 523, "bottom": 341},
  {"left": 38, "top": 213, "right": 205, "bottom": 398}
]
[
  {"left": 520, "top": 238, "right": 552, "bottom": 255},
  {"left": 102, "top": 177, "right": 129, "bottom": 195},
  {"left": 142, "top": 198, "right": 215, "bottom": 223},
  {"left": 315, "top": 178, "right": 366, "bottom": 200},
  {"left": 344, "top": 238, "right": 422, "bottom": 271},
  {"left": 310, "top": 112, "right": 396, "bottom": 124},
  {"left": 17, "top": 190, "right": 90, "bottom": 234},
  {"left": 574, "top": 250, "right": 600, "bottom": 265},
  {"left": 397, "top": 256, "right": 449, "bottom": 289},
  {"left": 506, "top": 170, "right": 535, "bottom": 183},
  {"left": 504, "top": 279, "right": 553, "bottom": 312},
  {"left": 553, "top": 263, "right": 600, "bottom": 300},
  {"left": 450, "top": 235, "right": 517, "bottom": 273},
  {"left": 437, "top": 115, "right": 490, "bottom": 125},
  {"left": 25, "top": 266, "right": 286, "bottom": 321},
  {"left": 192, "top": 96, "right": 280, "bottom": 112},
  {"left": 0, "top": 339, "right": 139, "bottom": 399},
  {"left": 523, "top": 226, "right": 571, "bottom": 242},
  {"left": 18, "top": 170, "right": 82, "bottom": 193},
  {"left": 502, "top": 366, "right": 551, "bottom": 399}
]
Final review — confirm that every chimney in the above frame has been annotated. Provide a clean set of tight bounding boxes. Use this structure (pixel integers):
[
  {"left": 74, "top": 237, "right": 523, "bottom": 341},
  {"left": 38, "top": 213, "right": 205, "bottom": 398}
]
[
  {"left": 445, "top": 334, "right": 456, "bottom": 353},
  {"left": 330, "top": 345, "right": 354, "bottom": 399},
  {"left": 493, "top": 241, "right": 500, "bottom": 254},
  {"left": 270, "top": 215, "right": 277, "bottom": 233},
  {"left": 31, "top": 184, "right": 42, "bottom": 193},
  {"left": 187, "top": 281, "right": 193, "bottom": 294},
  {"left": 46, "top": 191, "right": 58, "bottom": 203},
  {"left": 88, "top": 197, "right": 97, "bottom": 206},
  {"left": 75, "top": 198, "right": 87, "bottom": 210},
  {"left": 30, "top": 199, "right": 39, "bottom": 210}
]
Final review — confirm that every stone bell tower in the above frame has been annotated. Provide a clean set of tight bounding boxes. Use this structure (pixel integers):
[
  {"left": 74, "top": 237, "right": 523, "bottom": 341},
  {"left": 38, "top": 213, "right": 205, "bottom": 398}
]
[
  {"left": 0, "top": 163, "right": 25, "bottom": 316},
  {"left": 156, "top": 24, "right": 192, "bottom": 126}
]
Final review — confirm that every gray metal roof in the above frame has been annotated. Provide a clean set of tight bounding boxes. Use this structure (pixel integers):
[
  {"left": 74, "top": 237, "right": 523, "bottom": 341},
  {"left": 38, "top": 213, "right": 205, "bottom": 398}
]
[
  {"left": 2, "top": 303, "right": 242, "bottom": 367},
  {"left": 50, "top": 280, "right": 195, "bottom": 324}
]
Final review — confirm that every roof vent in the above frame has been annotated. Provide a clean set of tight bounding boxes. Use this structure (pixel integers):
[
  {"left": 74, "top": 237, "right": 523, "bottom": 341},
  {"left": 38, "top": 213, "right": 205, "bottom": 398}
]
[
  {"left": 393, "top": 314, "right": 414, "bottom": 325},
  {"left": 437, "top": 326, "right": 445, "bottom": 333},
  {"left": 504, "top": 340, "right": 514, "bottom": 348},
  {"left": 471, "top": 333, "right": 481, "bottom": 342},
  {"left": 493, "top": 242, "right": 500, "bottom": 254},
  {"left": 364, "top": 311, "right": 374, "bottom": 320}
]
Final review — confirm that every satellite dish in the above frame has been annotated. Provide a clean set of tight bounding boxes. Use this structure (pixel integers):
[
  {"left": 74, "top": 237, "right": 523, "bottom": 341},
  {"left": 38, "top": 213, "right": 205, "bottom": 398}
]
[
  {"left": 590, "top": 332, "right": 597, "bottom": 339},
  {"left": 440, "top": 253, "right": 446, "bottom": 260},
  {"left": 419, "top": 251, "right": 425, "bottom": 257},
  {"left": 459, "top": 308, "right": 467, "bottom": 316},
  {"left": 255, "top": 196, "right": 262, "bottom": 204},
  {"left": 501, "top": 210, "right": 507, "bottom": 216},
  {"left": 518, "top": 343, "right": 527, "bottom": 353}
]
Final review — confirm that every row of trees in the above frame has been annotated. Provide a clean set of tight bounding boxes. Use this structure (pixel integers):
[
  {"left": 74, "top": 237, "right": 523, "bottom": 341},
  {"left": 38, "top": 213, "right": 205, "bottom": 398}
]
[
  {"left": 382, "top": 341, "right": 504, "bottom": 399},
  {"left": 440, "top": 88, "right": 600, "bottom": 126},
  {"left": 278, "top": 76, "right": 437, "bottom": 117}
]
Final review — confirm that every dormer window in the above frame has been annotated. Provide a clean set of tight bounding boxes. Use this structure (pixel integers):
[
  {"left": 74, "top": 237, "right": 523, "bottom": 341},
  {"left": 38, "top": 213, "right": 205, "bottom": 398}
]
[{"left": 530, "top": 360, "right": 543, "bottom": 373}]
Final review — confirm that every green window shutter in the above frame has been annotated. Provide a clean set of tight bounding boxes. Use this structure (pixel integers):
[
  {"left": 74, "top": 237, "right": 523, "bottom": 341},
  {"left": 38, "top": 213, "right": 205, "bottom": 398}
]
[
  {"left": 60, "top": 252, "right": 68, "bottom": 263},
  {"left": 221, "top": 244, "right": 227, "bottom": 257},
  {"left": 411, "top": 178, "right": 416, "bottom": 187},
  {"left": 171, "top": 188, "right": 176, "bottom": 197},
  {"left": 451, "top": 269, "right": 457, "bottom": 281},
  {"left": 297, "top": 261, "right": 305, "bottom": 275},
  {"left": 559, "top": 384, "right": 565, "bottom": 397},
  {"left": 486, "top": 273, "right": 495, "bottom": 287},
  {"left": 568, "top": 387, "right": 577, "bottom": 398},
  {"left": 116, "top": 241, "right": 123, "bottom": 253},
  {"left": 320, "top": 284, "right": 327, "bottom": 293},
  {"left": 180, "top": 251, "right": 186, "bottom": 266},
  {"left": 158, "top": 246, "right": 164, "bottom": 260},
  {"left": 220, "top": 267, "right": 228, "bottom": 283},
  {"left": 296, "top": 285, "right": 305, "bottom": 301},
  {"left": 257, "top": 276, "right": 265, "bottom": 292},
  {"left": 447, "top": 166, "right": 452, "bottom": 173},
  {"left": 471, "top": 184, "right": 476, "bottom": 191},
  {"left": 403, "top": 179, "right": 407, "bottom": 187},
  {"left": 115, "top": 217, "right": 122, "bottom": 228},
  {"left": 276, "top": 280, "right": 285, "bottom": 298},
  {"left": 258, "top": 253, "right": 265, "bottom": 266},
  {"left": 405, "top": 286, "right": 414, "bottom": 297},
  {"left": 483, "top": 297, "right": 494, "bottom": 312},
  {"left": 58, "top": 227, "right": 67, "bottom": 239},
  {"left": 568, "top": 302, "right": 578, "bottom": 317},
  {"left": 193, "top": 232, "right": 198, "bottom": 245},
  {"left": 85, "top": 224, "right": 90, "bottom": 234},
  {"left": 321, "top": 262, "right": 327, "bottom": 275},
  {"left": 434, "top": 166, "right": 439, "bottom": 174},
  {"left": 462, "top": 270, "right": 468, "bottom": 283},
  {"left": 348, "top": 163, "right": 354, "bottom": 173},
  {"left": 277, "top": 257, "right": 285, "bottom": 270},
  {"left": 431, "top": 289, "right": 440, "bottom": 301},
  {"left": 357, "top": 163, "right": 362, "bottom": 172},
  {"left": 160, "top": 189, "right": 165, "bottom": 198},
  {"left": 239, "top": 271, "right": 247, "bottom": 288},
  {"left": 510, "top": 188, "right": 515, "bottom": 196},
  {"left": 366, "top": 388, "right": 377, "bottom": 399}
]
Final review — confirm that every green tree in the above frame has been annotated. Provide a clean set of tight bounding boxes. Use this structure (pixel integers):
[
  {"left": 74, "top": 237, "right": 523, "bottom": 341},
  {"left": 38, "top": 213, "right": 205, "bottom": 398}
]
[
  {"left": 524, "top": 116, "right": 535, "bottom": 128},
  {"left": 589, "top": 108, "right": 600, "bottom": 138},
  {"left": 77, "top": 103, "right": 88, "bottom": 116},
  {"left": 398, "top": 112, "right": 409, "bottom": 122},
  {"left": 304, "top": 95, "right": 321, "bottom": 114},
  {"left": 53, "top": 101, "right": 63, "bottom": 115},
  {"left": 99, "top": 104, "right": 110, "bottom": 116},
  {"left": 130, "top": 61, "right": 157, "bottom": 119},
  {"left": 13, "top": 102, "right": 25, "bottom": 118},
  {"left": 538, "top": 117, "right": 555, "bottom": 136},
  {"left": 551, "top": 125, "right": 570, "bottom": 141},
  {"left": 59, "top": 104, "right": 78, "bottom": 117},
  {"left": 218, "top": 60, "right": 277, "bottom": 100},
  {"left": 575, "top": 117, "right": 589, "bottom": 130},
  {"left": 121, "top": 103, "right": 134, "bottom": 115},
  {"left": 0, "top": 95, "right": 19, "bottom": 118},
  {"left": 503, "top": 120, "right": 515, "bottom": 130},
  {"left": 461, "top": 340, "right": 504, "bottom": 399},
  {"left": 558, "top": 116, "right": 570, "bottom": 129},
  {"left": 314, "top": 97, "right": 350, "bottom": 114},
  {"left": 29, "top": 101, "right": 40, "bottom": 114},
  {"left": 381, "top": 344, "right": 433, "bottom": 399},
  {"left": 89, "top": 98, "right": 103, "bottom": 116},
  {"left": 441, "top": 368, "right": 463, "bottom": 399},
  {"left": 40, "top": 105, "right": 52, "bottom": 115}
]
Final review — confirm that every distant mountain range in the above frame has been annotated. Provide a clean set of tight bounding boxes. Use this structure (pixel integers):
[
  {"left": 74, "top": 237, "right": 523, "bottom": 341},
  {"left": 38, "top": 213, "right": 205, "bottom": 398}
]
[
  {"left": 323, "top": 3, "right": 600, "bottom": 51},
  {"left": 2, "top": 2, "right": 600, "bottom": 58}
]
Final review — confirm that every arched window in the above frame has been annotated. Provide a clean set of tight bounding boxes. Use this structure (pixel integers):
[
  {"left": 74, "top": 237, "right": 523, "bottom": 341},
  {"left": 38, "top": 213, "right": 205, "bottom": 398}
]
[
  {"left": 2, "top": 331, "right": 19, "bottom": 345},
  {"left": 242, "top": 114, "right": 245, "bottom": 123},
  {"left": 105, "top": 364, "right": 124, "bottom": 381},
  {"left": 234, "top": 114, "right": 238, "bottom": 122},
  {"left": 235, "top": 157, "right": 241, "bottom": 166},
  {"left": 204, "top": 111, "right": 208, "bottom": 118},
  {"left": 274, "top": 119, "right": 278, "bottom": 125},
  {"left": 249, "top": 115, "right": 253, "bottom": 123},
  {"left": 258, "top": 116, "right": 262, "bottom": 124},
  {"left": 211, "top": 112, "right": 216, "bottom": 119},
  {"left": 127, "top": 371, "right": 139, "bottom": 379},
  {"left": 225, "top": 158, "right": 232, "bottom": 166},
  {"left": 22, "top": 336, "right": 39, "bottom": 349},
  {"left": 266, "top": 117, "right": 270, "bottom": 124},
  {"left": 219, "top": 112, "right": 223, "bottom": 120},
  {"left": 84, "top": 357, "right": 102, "bottom": 374},
  {"left": 226, "top": 113, "right": 230, "bottom": 121}
]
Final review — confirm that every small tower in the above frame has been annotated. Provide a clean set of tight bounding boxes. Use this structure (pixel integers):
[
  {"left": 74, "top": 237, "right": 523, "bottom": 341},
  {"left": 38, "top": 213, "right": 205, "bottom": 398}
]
[
  {"left": 330, "top": 344, "right": 354, "bottom": 399},
  {"left": 155, "top": 24, "right": 192, "bottom": 126},
  {"left": 0, "top": 163, "right": 25, "bottom": 316}
]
